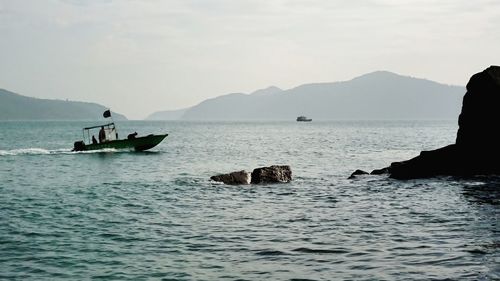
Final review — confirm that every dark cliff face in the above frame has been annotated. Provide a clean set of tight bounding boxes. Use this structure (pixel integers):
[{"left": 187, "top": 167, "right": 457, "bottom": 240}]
[
  {"left": 352, "top": 66, "right": 500, "bottom": 180},
  {"left": 456, "top": 66, "right": 500, "bottom": 147}
]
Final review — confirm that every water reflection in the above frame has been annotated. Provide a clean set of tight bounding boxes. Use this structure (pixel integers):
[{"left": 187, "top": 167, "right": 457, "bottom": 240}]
[
  {"left": 460, "top": 176, "right": 500, "bottom": 279},
  {"left": 462, "top": 176, "right": 500, "bottom": 205}
]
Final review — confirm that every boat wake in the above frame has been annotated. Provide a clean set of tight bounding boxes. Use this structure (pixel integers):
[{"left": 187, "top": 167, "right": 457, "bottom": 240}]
[
  {"left": 0, "top": 148, "right": 55, "bottom": 156},
  {"left": 0, "top": 147, "right": 121, "bottom": 156}
]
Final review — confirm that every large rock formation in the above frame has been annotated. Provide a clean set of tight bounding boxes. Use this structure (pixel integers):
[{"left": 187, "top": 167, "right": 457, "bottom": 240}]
[
  {"left": 251, "top": 165, "right": 292, "bottom": 184},
  {"left": 456, "top": 66, "right": 500, "bottom": 147},
  {"left": 210, "top": 170, "right": 251, "bottom": 185},
  {"left": 211, "top": 165, "right": 292, "bottom": 185},
  {"left": 353, "top": 66, "right": 500, "bottom": 179}
]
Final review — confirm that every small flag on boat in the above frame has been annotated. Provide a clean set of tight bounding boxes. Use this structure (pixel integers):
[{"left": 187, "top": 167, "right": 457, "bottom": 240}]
[{"left": 103, "top": 109, "right": 111, "bottom": 118}]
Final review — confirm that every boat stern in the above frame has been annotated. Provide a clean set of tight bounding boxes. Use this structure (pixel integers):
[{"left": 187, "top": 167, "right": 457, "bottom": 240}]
[{"left": 73, "top": 140, "right": 86, "bottom": 151}]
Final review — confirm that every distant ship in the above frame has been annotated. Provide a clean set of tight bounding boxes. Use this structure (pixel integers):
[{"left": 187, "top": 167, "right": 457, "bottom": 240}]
[{"left": 296, "top": 116, "right": 312, "bottom": 122}]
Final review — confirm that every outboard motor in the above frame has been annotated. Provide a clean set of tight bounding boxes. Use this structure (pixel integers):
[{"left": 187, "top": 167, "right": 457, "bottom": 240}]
[{"left": 73, "top": 141, "right": 86, "bottom": 151}]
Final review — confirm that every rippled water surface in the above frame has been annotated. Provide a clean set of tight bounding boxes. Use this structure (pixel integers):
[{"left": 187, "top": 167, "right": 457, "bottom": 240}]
[{"left": 0, "top": 121, "right": 498, "bottom": 280}]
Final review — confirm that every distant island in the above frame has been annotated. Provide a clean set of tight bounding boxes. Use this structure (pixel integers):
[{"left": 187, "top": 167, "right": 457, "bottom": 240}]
[
  {"left": 0, "top": 89, "right": 127, "bottom": 120},
  {"left": 147, "top": 71, "right": 465, "bottom": 121}
]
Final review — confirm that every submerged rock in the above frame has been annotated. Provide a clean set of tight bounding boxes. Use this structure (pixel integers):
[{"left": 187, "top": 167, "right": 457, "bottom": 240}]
[
  {"left": 358, "top": 66, "right": 500, "bottom": 179},
  {"left": 210, "top": 170, "right": 251, "bottom": 185},
  {"left": 348, "top": 169, "right": 369, "bottom": 179},
  {"left": 251, "top": 165, "right": 292, "bottom": 184}
]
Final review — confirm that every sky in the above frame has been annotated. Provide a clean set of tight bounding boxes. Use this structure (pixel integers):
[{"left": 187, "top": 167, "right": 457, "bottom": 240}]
[{"left": 1, "top": 0, "right": 499, "bottom": 119}]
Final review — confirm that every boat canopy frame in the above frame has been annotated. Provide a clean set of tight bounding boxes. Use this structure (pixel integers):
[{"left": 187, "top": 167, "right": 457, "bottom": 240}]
[
  {"left": 82, "top": 122, "right": 117, "bottom": 144},
  {"left": 83, "top": 122, "right": 115, "bottom": 131}
]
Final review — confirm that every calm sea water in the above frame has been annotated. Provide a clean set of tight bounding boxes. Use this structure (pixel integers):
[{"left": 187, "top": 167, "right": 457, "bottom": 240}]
[{"left": 0, "top": 121, "right": 498, "bottom": 280}]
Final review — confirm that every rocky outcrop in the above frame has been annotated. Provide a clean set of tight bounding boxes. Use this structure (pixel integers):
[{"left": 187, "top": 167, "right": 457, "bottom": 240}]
[
  {"left": 456, "top": 66, "right": 500, "bottom": 147},
  {"left": 211, "top": 165, "right": 292, "bottom": 185},
  {"left": 350, "top": 66, "right": 500, "bottom": 179},
  {"left": 251, "top": 165, "right": 292, "bottom": 184},
  {"left": 210, "top": 170, "right": 251, "bottom": 185},
  {"left": 348, "top": 169, "right": 369, "bottom": 179}
]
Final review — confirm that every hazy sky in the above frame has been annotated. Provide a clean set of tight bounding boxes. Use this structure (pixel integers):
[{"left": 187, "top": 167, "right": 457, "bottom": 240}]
[{"left": 1, "top": 0, "right": 499, "bottom": 119}]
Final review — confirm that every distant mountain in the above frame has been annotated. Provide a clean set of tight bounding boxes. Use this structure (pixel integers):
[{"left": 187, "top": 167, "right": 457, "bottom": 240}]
[
  {"left": 145, "top": 86, "right": 284, "bottom": 120},
  {"left": 248, "top": 86, "right": 283, "bottom": 96},
  {"left": 149, "top": 71, "right": 466, "bottom": 121},
  {"left": 0, "top": 88, "right": 127, "bottom": 120},
  {"left": 146, "top": 108, "right": 188, "bottom": 120}
]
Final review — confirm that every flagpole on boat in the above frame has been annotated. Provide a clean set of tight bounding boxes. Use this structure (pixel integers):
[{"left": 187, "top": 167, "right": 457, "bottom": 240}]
[
  {"left": 111, "top": 112, "right": 118, "bottom": 140},
  {"left": 103, "top": 109, "right": 118, "bottom": 140},
  {"left": 111, "top": 109, "right": 118, "bottom": 140}
]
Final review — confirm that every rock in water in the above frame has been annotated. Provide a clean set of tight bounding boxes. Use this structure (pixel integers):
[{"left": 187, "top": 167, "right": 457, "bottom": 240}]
[
  {"left": 251, "top": 165, "right": 292, "bottom": 184},
  {"left": 364, "top": 65, "right": 500, "bottom": 179},
  {"left": 210, "top": 170, "right": 251, "bottom": 185},
  {"left": 370, "top": 168, "right": 389, "bottom": 175},
  {"left": 387, "top": 144, "right": 464, "bottom": 179},
  {"left": 348, "top": 169, "right": 369, "bottom": 179}
]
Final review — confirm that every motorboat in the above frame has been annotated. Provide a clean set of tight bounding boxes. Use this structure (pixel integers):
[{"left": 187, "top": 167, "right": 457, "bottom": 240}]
[{"left": 72, "top": 110, "right": 167, "bottom": 151}]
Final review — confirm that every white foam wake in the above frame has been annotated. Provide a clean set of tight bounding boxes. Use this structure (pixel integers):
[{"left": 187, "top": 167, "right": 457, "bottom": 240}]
[
  {"left": 72, "top": 148, "right": 119, "bottom": 154},
  {"left": 0, "top": 148, "right": 52, "bottom": 156},
  {"left": 0, "top": 147, "right": 120, "bottom": 156}
]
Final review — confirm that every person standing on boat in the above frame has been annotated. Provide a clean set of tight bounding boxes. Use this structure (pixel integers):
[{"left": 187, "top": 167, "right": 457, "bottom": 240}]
[{"left": 99, "top": 126, "right": 106, "bottom": 143}]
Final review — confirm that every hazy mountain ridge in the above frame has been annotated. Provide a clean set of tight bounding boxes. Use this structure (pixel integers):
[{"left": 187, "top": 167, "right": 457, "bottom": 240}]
[
  {"left": 146, "top": 87, "right": 283, "bottom": 120},
  {"left": 0, "top": 89, "right": 127, "bottom": 120},
  {"left": 147, "top": 108, "right": 188, "bottom": 120},
  {"left": 249, "top": 86, "right": 283, "bottom": 96},
  {"left": 149, "top": 71, "right": 465, "bottom": 120}
]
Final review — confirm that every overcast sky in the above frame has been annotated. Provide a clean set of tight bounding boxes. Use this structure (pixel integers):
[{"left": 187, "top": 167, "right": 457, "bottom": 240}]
[{"left": 1, "top": 0, "right": 499, "bottom": 119}]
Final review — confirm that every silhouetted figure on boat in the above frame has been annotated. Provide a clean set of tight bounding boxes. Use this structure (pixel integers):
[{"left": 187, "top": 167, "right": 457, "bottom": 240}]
[
  {"left": 99, "top": 126, "right": 106, "bottom": 143},
  {"left": 92, "top": 135, "right": 98, "bottom": 144},
  {"left": 127, "top": 132, "right": 138, "bottom": 139}
]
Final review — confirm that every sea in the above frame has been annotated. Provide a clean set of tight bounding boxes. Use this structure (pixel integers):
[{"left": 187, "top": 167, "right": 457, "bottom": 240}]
[{"left": 0, "top": 120, "right": 498, "bottom": 280}]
